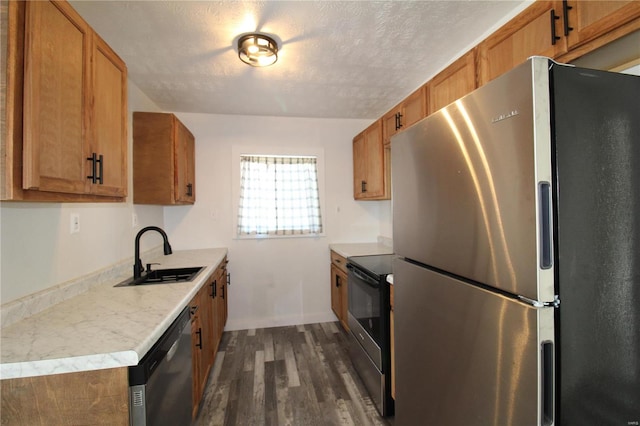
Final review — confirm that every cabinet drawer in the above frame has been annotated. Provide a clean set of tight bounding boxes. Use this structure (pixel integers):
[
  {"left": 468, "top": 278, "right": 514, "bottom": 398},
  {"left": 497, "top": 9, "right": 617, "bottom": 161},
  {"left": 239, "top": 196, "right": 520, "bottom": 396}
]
[{"left": 330, "top": 251, "right": 348, "bottom": 274}]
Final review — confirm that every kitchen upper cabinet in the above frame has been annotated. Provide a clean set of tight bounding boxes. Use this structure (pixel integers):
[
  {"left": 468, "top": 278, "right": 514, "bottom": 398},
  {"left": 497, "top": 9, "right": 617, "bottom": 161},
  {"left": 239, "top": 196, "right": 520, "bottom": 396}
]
[
  {"left": 477, "top": 1, "right": 567, "bottom": 86},
  {"left": 428, "top": 50, "right": 477, "bottom": 113},
  {"left": 132, "top": 112, "right": 196, "bottom": 205},
  {"left": 353, "top": 120, "right": 389, "bottom": 200},
  {"left": 564, "top": 1, "right": 640, "bottom": 49},
  {"left": 382, "top": 86, "right": 427, "bottom": 146},
  {"left": 330, "top": 251, "right": 349, "bottom": 332},
  {"left": 2, "top": 0, "right": 128, "bottom": 201}
]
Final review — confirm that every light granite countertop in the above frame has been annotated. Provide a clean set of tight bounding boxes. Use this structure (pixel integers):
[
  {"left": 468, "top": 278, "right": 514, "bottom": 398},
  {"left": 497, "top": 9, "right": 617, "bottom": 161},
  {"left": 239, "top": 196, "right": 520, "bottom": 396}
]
[
  {"left": 329, "top": 242, "right": 394, "bottom": 259},
  {"left": 0, "top": 248, "right": 227, "bottom": 380}
]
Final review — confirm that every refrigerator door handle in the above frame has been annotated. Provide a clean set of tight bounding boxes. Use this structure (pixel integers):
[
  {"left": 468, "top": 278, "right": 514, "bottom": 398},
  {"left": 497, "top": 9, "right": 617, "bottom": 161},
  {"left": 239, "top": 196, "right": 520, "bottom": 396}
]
[
  {"left": 541, "top": 341, "right": 555, "bottom": 426},
  {"left": 538, "top": 182, "right": 553, "bottom": 269}
]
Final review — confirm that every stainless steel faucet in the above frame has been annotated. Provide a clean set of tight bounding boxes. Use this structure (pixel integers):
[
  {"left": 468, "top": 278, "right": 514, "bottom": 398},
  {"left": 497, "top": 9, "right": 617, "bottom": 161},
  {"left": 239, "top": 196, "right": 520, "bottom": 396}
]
[{"left": 134, "top": 226, "right": 173, "bottom": 279}]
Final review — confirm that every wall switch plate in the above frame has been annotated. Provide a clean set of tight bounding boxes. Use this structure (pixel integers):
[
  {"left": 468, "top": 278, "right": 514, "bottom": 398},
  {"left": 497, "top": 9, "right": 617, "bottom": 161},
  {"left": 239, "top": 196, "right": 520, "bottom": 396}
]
[{"left": 70, "top": 213, "right": 80, "bottom": 234}]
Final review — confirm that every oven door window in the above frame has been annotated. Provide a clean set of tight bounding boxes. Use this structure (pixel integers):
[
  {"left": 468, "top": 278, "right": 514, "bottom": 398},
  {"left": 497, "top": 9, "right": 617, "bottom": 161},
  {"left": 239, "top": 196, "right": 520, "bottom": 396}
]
[{"left": 348, "top": 266, "right": 382, "bottom": 346}]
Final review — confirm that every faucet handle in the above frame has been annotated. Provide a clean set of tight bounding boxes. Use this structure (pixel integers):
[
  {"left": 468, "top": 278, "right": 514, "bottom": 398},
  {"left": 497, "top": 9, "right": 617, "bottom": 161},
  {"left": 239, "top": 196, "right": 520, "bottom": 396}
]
[{"left": 146, "top": 262, "right": 161, "bottom": 273}]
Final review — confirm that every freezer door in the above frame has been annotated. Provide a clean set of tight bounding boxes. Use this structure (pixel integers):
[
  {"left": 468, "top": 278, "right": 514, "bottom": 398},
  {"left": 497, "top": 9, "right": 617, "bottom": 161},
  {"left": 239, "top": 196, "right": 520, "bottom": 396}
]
[
  {"left": 394, "top": 258, "right": 555, "bottom": 426},
  {"left": 392, "top": 58, "right": 554, "bottom": 302}
]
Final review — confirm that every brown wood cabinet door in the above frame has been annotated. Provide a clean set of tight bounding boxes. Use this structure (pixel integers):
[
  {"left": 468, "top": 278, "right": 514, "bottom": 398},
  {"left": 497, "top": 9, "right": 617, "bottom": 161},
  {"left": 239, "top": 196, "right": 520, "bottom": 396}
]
[
  {"left": 174, "top": 119, "right": 196, "bottom": 203},
  {"left": 338, "top": 267, "right": 348, "bottom": 331},
  {"left": 330, "top": 264, "right": 349, "bottom": 331},
  {"left": 1, "top": 368, "right": 129, "bottom": 426},
  {"left": 402, "top": 86, "right": 427, "bottom": 129},
  {"left": 220, "top": 268, "right": 228, "bottom": 328},
  {"left": 478, "top": 1, "right": 567, "bottom": 86},
  {"left": 353, "top": 120, "right": 389, "bottom": 200},
  {"left": 382, "top": 107, "right": 401, "bottom": 146},
  {"left": 382, "top": 88, "right": 426, "bottom": 146},
  {"left": 362, "top": 120, "right": 385, "bottom": 198},
  {"left": 22, "top": 0, "right": 90, "bottom": 194},
  {"left": 209, "top": 276, "right": 220, "bottom": 358},
  {"left": 330, "top": 264, "right": 342, "bottom": 318},
  {"left": 353, "top": 132, "right": 367, "bottom": 199},
  {"left": 353, "top": 120, "right": 388, "bottom": 200},
  {"left": 190, "top": 296, "right": 203, "bottom": 418},
  {"left": 565, "top": 0, "right": 640, "bottom": 49},
  {"left": 90, "top": 35, "right": 127, "bottom": 197},
  {"left": 199, "top": 284, "right": 213, "bottom": 381},
  {"left": 429, "top": 50, "right": 476, "bottom": 113}
]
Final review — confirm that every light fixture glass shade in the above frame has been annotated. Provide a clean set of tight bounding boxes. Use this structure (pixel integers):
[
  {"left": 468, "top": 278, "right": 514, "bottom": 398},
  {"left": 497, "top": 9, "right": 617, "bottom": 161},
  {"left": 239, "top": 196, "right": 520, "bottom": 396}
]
[{"left": 238, "top": 33, "right": 278, "bottom": 67}]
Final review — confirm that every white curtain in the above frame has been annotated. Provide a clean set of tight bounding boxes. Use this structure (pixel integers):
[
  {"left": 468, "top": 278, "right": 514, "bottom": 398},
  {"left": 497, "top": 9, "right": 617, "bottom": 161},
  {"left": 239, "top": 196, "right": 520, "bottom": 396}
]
[{"left": 238, "top": 155, "right": 323, "bottom": 236}]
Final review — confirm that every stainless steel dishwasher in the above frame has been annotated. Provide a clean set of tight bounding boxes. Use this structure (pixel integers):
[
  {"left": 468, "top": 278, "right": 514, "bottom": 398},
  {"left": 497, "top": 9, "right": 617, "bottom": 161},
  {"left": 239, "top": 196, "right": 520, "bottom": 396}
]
[{"left": 128, "top": 306, "right": 192, "bottom": 426}]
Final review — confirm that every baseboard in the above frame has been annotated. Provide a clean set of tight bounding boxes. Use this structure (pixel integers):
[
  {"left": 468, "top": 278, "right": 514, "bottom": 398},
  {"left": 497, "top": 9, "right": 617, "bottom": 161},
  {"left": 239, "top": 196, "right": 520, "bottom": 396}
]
[{"left": 224, "top": 311, "right": 338, "bottom": 332}]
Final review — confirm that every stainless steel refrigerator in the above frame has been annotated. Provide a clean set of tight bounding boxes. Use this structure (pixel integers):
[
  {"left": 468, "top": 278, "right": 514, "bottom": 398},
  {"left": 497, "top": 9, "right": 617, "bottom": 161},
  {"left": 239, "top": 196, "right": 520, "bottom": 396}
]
[{"left": 391, "top": 57, "right": 639, "bottom": 426}]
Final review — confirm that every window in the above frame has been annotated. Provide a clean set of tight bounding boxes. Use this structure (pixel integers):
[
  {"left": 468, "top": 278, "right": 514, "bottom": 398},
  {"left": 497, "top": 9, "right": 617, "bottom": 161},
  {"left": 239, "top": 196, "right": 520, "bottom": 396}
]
[{"left": 237, "top": 155, "right": 323, "bottom": 236}]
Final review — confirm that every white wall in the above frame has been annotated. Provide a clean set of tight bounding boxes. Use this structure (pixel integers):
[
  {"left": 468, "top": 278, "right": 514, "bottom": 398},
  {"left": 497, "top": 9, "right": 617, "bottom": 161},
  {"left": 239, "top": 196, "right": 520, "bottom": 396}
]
[
  {"left": 0, "top": 81, "right": 165, "bottom": 304},
  {"left": 164, "top": 113, "right": 391, "bottom": 330}
]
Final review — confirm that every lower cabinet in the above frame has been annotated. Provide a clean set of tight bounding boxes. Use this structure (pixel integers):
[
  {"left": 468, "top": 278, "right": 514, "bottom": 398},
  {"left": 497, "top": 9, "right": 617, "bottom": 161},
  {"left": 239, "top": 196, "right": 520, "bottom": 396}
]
[
  {"left": 216, "top": 257, "right": 229, "bottom": 339},
  {"left": 0, "top": 368, "right": 129, "bottom": 425},
  {"left": 190, "top": 256, "right": 229, "bottom": 419},
  {"left": 0, "top": 257, "right": 230, "bottom": 424},
  {"left": 330, "top": 251, "right": 349, "bottom": 331}
]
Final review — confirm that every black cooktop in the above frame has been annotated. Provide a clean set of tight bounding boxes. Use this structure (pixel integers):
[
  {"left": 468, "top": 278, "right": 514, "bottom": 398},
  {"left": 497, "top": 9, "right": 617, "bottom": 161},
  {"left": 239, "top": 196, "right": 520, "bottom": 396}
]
[{"left": 347, "top": 254, "right": 395, "bottom": 278}]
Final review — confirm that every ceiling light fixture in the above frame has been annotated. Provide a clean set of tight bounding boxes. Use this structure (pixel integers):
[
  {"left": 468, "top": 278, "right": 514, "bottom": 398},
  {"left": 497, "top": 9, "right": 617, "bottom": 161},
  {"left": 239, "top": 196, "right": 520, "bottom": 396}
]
[{"left": 237, "top": 33, "right": 279, "bottom": 67}]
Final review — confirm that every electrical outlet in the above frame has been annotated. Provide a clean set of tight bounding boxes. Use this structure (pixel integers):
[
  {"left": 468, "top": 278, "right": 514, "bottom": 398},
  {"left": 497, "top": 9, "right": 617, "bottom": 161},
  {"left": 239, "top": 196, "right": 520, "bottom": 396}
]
[
  {"left": 132, "top": 213, "right": 138, "bottom": 228},
  {"left": 70, "top": 213, "right": 80, "bottom": 234}
]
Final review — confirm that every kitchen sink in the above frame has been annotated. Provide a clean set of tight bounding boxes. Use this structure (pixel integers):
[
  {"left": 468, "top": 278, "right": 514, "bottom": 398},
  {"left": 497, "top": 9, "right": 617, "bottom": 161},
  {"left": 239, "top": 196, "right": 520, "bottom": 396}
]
[{"left": 116, "top": 266, "right": 205, "bottom": 287}]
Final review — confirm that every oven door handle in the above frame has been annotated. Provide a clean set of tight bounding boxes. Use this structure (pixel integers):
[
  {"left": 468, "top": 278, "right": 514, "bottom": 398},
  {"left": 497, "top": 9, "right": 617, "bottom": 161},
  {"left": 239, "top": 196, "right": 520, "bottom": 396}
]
[{"left": 347, "top": 264, "right": 380, "bottom": 288}]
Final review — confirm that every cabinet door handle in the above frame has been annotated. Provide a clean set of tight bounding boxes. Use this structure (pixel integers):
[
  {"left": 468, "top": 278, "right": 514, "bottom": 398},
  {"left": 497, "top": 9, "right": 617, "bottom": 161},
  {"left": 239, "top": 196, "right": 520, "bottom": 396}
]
[
  {"left": 227, "top": 272, "right": 231, "bottom": 286},
  {"left": 361, "top": 180, "right": 367, "bottom": 193},
  {"left": 86, "top": 153, "right": 104, "bottom": 184},
  {"left": 96, "top": 154, "right": 104, "bottom": 184},
  {"left": 550, "top": 9, "right": 561, "bottom": 45},
  {"left": 196, "top": 328, "right": 202, "bottom": 349},
  {"left": 186, "top": 183, "right": 193, "bottom": 196},
  {"left": 336, "top": 275, "right": 341, "bottom": 288},
  {"left": 221, "top": 282, "right": 225, "bottom": 300},
  {"left": 190, "top": 305, "right": 198, "bottom": 318},
  {"left": 86, "top": 153, "right": 97, "bottom": 183},
  {"left": 210, "top": 280, "right": 216, "bottom": 298},
  {"left": 396, "top": 112, "right": 403, "bottom": 130},
  {"left": 562, "top": 0, "right": 573, "bottom": 36}
]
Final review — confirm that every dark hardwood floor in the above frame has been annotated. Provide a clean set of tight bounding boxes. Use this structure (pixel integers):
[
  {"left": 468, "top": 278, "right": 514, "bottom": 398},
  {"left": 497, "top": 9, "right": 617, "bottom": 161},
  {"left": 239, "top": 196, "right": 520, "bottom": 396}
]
[{"left": 196, "top": 322, "right": 392, "bottom": 426}]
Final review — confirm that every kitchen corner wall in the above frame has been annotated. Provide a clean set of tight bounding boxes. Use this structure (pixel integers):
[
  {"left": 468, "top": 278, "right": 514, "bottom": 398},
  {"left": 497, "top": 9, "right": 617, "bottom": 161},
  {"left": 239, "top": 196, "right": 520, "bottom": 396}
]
[
  {"left": 0, "top": 81, "right": 165, "bottom": 304},
  {"left": 164, "top": 113, "right": 392, "bottom": 331}
]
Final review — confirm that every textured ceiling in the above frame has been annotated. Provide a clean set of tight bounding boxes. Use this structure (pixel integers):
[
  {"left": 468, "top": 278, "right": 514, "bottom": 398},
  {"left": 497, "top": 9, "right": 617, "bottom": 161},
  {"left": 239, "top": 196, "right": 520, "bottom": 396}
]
[{"left": 70, "top": 1, "right": 529, "bottom": 119}]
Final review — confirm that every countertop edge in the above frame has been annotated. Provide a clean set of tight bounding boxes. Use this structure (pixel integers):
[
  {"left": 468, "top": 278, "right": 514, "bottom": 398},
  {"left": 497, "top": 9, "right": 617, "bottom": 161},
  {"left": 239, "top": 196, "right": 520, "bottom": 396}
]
[{"left": 0, "top": 351, "right": 139, "bottom": 380}]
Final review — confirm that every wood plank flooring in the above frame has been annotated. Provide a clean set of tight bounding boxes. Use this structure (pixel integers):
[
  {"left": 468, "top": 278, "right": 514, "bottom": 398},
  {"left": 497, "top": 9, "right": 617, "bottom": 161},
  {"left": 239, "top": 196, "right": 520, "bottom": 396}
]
[{"left": 196, "top": 322, "right": 392, "bottom": 426}]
